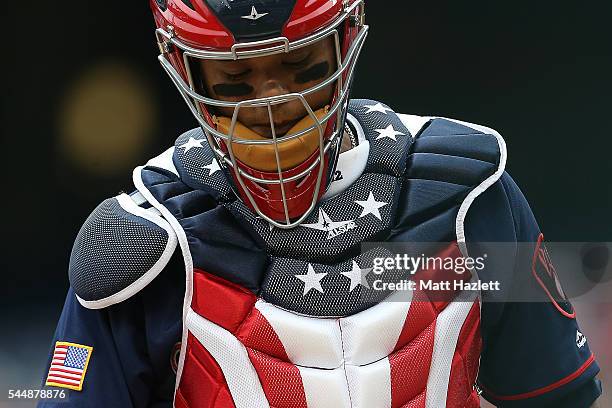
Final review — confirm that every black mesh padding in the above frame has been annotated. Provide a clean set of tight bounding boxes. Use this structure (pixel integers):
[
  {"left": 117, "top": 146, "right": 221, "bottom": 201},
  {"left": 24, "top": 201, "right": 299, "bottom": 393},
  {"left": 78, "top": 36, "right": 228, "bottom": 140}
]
[
  {"left": 348, "top": 99, "right": 413, "bottom": 177},
  {"left": 261, "top": 247, "right": 406, "bottom": 317},
  {"left": 174, "top": 128, "right": 234, "bottom": 200},
  {"left": 69, "top": 198, "right": 169, "bottom": 301},
  {"left": 227, "top": 173, "right": 400, "bottom": 264}
]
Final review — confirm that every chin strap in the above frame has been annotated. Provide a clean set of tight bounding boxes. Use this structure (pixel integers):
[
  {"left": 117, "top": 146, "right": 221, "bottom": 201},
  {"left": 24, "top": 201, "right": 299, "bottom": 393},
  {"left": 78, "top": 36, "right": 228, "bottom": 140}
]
[{"left": 340, "top": 123, "right": 359, "bottom": 153}]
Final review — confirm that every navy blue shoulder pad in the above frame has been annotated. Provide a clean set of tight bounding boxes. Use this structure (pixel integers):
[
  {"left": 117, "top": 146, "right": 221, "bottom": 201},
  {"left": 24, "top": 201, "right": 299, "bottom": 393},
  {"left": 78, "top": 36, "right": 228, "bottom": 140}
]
[
  {"left": 68, "top": 193, "right": 177, "bottom": 309},
  {"left": 347, "top": 99, "right": 506, "bottom": 244},
  {"left": 398, "top": 117, "right": 505, "bottom": 243}
]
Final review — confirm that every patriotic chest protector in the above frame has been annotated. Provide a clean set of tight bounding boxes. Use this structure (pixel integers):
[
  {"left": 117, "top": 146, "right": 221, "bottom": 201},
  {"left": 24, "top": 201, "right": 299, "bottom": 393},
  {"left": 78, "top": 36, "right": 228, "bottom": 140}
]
[{"left": 69, "top": 100, "right": 506, "bottom": 407}]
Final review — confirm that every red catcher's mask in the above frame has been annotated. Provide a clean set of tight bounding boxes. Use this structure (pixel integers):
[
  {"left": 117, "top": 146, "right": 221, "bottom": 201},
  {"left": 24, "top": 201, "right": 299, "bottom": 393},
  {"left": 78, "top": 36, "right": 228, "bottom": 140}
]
[{"left": 150, "top": 0, "right": 368, "bottom": 228}]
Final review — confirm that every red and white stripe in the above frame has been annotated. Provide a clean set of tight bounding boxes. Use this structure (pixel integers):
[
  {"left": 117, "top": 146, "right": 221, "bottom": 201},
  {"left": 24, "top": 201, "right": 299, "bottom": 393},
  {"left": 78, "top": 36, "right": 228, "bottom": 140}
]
[
  {"left": 179, "top": 243, "right": 480, "bottom": 407},
  {"left": 46, "top": 345, "right": 84, "bottom": 387},
  {"left": 184, "top": 289, "right": 478, "bottom": 408}
]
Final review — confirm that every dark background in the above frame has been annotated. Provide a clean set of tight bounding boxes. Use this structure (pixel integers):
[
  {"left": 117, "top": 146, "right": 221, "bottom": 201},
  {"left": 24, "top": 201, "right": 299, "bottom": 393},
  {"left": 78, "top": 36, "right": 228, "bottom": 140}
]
[{"left": 2, "top": 1, "right": 611, "bottom": 406}]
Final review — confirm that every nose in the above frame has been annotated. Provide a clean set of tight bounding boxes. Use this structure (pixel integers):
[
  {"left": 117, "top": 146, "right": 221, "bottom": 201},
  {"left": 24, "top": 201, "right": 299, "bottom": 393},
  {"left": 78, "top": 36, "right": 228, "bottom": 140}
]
[
  {"left": 256, "top": 79, "right": 290, "bottom": 99},
  {"left": 251, "top": 76, "right": 306, "bottom": 126}
]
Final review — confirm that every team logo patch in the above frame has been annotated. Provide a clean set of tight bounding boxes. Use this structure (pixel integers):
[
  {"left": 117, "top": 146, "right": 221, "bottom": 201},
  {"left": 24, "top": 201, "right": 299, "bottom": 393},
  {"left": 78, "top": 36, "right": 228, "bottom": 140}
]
[
  {"left": 45, "top": 341, "right": 93, "bottom": 391},
  {"left": 532, "top": 233, "right": 575, "bottom": 318},
  {"left": 576, "top": 330, "right": 587, "bottom": 348},
  {"left": 301, "top": 208, "right": 357, "bottom": 240}
]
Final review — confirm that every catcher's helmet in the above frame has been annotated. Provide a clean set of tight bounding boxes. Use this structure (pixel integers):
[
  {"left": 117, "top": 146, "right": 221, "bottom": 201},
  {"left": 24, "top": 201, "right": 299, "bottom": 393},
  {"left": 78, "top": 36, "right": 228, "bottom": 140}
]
[{"left": 150, "top": 0, "right": 368, "bottom": 228}]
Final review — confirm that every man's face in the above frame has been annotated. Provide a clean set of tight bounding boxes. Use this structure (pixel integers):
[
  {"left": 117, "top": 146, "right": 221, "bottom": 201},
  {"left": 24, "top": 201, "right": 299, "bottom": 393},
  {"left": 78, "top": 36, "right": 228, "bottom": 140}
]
[{"left": 198, "top": 37, "right": 336, "bottom": 137}]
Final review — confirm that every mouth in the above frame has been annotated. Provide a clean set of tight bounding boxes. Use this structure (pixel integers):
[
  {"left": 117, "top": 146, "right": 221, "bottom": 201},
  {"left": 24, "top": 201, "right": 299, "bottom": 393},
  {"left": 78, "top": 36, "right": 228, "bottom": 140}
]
[{"left": 251, "top": 118, "right": 301, "bottom": 138}]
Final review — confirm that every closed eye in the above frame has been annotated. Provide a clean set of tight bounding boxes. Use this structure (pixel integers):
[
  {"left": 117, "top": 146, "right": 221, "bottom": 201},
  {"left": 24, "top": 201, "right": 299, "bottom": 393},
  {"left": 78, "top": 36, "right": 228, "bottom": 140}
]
[
  {"left": 225, "top": 69, "right": 251, "bottom": 81},
  {"left": 283, "top": 53, "right": 312, "bottom": 68}
]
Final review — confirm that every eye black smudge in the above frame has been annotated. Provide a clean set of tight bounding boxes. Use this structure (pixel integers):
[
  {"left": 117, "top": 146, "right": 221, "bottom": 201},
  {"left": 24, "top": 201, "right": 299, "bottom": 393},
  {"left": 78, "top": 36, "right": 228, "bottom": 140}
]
[
  {"left": 295, "top": 62, "right": 330, "bottom": 84},
  {"left": 212, "top": 83, "right": 254, "bottom": 97}
]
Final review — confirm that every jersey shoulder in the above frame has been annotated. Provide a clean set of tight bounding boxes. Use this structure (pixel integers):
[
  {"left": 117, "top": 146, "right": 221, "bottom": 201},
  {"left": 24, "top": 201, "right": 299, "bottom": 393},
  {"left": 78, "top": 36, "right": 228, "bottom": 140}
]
[{"left": 68, "top": 191, "right": 178, "bottom": 309}]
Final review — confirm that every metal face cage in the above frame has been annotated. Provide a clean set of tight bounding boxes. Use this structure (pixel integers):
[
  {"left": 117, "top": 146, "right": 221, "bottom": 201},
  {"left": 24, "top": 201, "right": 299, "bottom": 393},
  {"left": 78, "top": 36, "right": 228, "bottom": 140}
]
[{"left": 155, "top": 0, "right": 368, "bottom": 229}]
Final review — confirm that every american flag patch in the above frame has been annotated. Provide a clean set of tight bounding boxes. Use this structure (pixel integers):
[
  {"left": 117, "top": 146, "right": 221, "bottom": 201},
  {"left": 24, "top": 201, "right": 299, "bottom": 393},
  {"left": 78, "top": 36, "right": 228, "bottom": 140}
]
[{"left": 45, "top": 341, "right": 93, "bottom": 391}]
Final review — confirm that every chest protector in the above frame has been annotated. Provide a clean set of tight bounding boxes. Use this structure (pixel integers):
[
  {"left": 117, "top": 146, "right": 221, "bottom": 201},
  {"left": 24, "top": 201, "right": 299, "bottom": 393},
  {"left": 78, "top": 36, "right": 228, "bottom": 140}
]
[{"left": 77, "top": 99, "right": 506, "bottom": 408}]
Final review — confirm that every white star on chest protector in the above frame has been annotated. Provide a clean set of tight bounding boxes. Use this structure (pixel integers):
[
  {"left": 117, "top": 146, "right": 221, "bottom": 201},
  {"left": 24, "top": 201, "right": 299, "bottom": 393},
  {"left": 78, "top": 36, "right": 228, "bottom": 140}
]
[
  {"left": 341, "top": 261, "right": 373, "bottom": 291},
  {"left": 202, "top": 158, "right": 221, "bottom": 175},
  {"left": 179, "top": 137, "right": 204, "bottom": 153},
  {"left": 295, "top": 264, "right": 327, "bottom": 295},
  {"left": 364, "top": 103, "right": 393, "bottom": 115},
  {"left": 374, "top": 124, "right": 405, "bottom": 141},
  {"left": 355, "top": 191, "right": 388, "bottom": 221}
]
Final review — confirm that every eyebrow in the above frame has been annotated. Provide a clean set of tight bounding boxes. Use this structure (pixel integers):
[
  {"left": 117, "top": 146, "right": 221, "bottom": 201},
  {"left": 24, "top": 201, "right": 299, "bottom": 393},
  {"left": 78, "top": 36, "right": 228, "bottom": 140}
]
[
  {"left": 295, "top": 61, "right": 330, "bottom": 84},
  {"left": 212, "top": 83, "right": 254, "bottom": 97}
]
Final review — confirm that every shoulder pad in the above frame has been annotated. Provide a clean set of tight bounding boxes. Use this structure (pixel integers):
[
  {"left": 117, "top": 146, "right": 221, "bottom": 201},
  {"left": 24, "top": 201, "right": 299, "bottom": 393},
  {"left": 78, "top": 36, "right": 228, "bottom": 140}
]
[{"left": 69, "top": 193, "right": 178, "bottom": 309}]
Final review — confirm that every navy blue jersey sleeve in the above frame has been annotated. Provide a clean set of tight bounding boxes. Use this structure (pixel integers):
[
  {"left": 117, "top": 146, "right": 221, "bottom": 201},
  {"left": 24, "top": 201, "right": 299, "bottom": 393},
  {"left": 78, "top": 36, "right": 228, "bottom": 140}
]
[
  {"left": 466, "top": 173, "right": 601, "bottom": 407},
  {"left": 39, "top": 248, "right": 183, "bottom": 408},
  {"left": 37, "top": 288, "right": 155, "bottom": 408}
]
